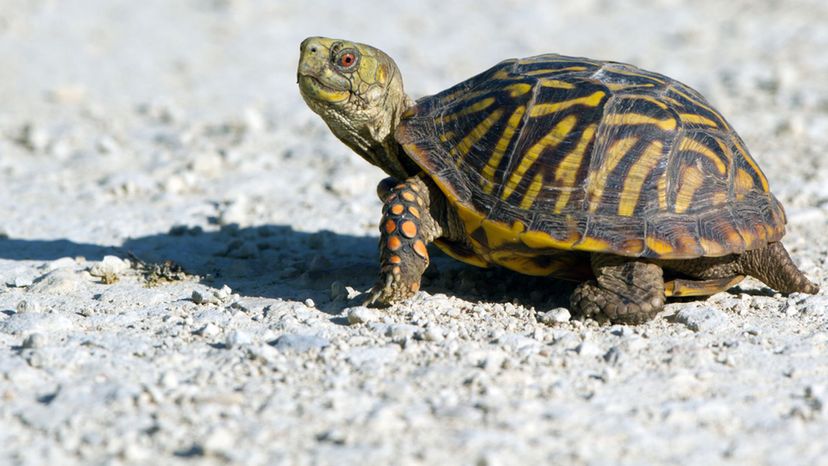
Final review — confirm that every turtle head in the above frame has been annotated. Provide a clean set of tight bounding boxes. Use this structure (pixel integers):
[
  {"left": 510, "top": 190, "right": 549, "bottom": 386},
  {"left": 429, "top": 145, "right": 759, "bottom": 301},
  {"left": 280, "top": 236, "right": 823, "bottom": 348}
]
[{"left": 298, "top": 37, "right": 414, "bottom": 177}]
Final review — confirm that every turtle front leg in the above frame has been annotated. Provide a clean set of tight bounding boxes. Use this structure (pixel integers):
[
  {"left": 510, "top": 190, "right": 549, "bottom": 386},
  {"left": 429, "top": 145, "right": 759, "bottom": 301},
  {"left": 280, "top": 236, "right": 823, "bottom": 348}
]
[
  {"left": 570, "top": 254, "right": 665, "bottom": 324},
  {"left": 366, "top": 176, "right": 441, "bottom": 306}
]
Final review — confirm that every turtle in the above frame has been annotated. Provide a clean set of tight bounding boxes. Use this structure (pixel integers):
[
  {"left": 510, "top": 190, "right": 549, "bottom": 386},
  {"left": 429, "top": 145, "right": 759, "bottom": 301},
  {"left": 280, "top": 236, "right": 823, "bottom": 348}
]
[{"left": 296, "top": 36, "right": 819, "bottom": 323}]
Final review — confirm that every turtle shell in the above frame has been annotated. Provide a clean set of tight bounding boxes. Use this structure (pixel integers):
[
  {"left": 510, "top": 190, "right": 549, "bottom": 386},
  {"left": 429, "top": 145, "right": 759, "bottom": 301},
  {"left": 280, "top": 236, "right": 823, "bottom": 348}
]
[{"left": 395, "top": 54, "right": 785, "bottom": 271}]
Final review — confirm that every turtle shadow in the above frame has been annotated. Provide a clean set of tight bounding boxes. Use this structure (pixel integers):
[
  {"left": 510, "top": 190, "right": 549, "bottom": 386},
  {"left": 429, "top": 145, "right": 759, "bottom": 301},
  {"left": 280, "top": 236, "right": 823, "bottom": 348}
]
[
  {"left": 0, "top": 225, "right": 377, "bottom": 310},
  {"left": 0, "top": 224, "right": 579, "bottom": 315}
]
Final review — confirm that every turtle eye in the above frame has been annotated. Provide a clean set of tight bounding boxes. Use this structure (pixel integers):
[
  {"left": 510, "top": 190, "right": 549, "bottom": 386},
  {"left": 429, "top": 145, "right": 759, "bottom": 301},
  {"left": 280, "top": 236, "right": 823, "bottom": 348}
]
[{"left": 335, "top": 49, "right": 360, "bottom": 70}]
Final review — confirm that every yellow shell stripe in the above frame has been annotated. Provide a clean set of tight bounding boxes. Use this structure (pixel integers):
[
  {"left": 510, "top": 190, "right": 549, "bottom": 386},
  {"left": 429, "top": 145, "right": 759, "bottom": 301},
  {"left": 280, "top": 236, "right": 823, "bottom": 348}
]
[
  {"left": 617, "top": 141, "right": 664, "bottom": 216},
  {"left": 605, "top": 82, "right": 656, "bottom": 91},
  {"left": 734, "top": 168, "right": 755, "bottom": 200},
  {"left": 588, "top": 137, "right": 639, "bottom": 212},
  {"left": 525, "top": 66, "right": 589, "bottom": 76},
  {"left": 539, "top": 79, "right": 576, "bottom": 89},
  {"left": 529, "top": 91, "right": 605, "bottom": 118},
  {"left": 731, "top": 136, "right": 769, "bottom": 192},
  {"left": 622, "top": 95, "right": 669, "bottom": 110},
  {"left": 501, "top": 115, "right": 578, "bottom": 200},
  {"left": 603, "top": 113, "right": 677, "bottom": 131},
  {"left": 602, "top": 67, "right": 666, "bottom": 84},
  {"left": 519, "top": 172, "right": 545, "bottom": 210},
  {"left": 679, "top": 113, "right": 719, "bottom": 127},
  {"left": 553, "top": 124, "right": 598, "bottom": 213},
  {"left": 482, "top": 106, "right": 526, "bottom": 194},
  {"left": 657, "top": 172, "right": 669, "bottom": 210},
  {"left": 453, "top": 109, "right": 504, "bottom": 164},
  {"left": 441, "top": 97, "right": 495, "bottom": 122},
  {"left": 505, "top": 82, "right": 533, "bottom": 97},
  {"left": 517, "top": 57, "right": 598, "bottom": 65},
  {"left": 674, "top": 164, "right": 705, "bottom": 213},
  {"left": 666, "top": 86, "right": 729, "bottom": 129},
  {"left": 678, "top": 136, "right": 727, "bottom": 175}
]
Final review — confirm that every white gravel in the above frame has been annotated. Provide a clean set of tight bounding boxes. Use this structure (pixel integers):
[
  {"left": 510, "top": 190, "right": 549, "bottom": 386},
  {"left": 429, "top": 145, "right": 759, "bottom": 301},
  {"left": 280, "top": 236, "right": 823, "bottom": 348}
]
[{"left": 1, "top": 0, "right": 827, "bottom": 465}]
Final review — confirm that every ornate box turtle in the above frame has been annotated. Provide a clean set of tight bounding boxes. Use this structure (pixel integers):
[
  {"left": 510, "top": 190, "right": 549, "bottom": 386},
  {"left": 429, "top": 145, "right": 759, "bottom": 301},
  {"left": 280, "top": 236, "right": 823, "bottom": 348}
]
[{"left": 297, "top": 37, "right": 818, "bottom": 323}]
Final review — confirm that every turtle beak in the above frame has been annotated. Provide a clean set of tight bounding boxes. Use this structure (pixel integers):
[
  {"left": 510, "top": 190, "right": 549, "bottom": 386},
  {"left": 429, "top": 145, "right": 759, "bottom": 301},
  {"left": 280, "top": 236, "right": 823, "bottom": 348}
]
[
  {"left": 297, "top": 37, "right": 351, "bottom": 103},
  {"left": 298, "top": 37, "right": 329, "bottom": 79}
]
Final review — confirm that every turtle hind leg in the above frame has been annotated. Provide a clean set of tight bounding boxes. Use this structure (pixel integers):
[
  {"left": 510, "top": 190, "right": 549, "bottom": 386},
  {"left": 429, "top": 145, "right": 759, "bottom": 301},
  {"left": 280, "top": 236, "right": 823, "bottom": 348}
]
[
  {"left": 739, "top": 242, "right": 819, "bottom": 294},
  {"left": 570, "top": 254, "right": 665, "bottom": 324}
]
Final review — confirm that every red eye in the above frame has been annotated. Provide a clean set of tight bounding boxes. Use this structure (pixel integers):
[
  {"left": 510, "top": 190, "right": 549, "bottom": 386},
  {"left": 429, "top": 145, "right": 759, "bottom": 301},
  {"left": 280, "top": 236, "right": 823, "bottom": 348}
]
[{"left": 339, "top": 53, "right": 356, "bottom": 68}]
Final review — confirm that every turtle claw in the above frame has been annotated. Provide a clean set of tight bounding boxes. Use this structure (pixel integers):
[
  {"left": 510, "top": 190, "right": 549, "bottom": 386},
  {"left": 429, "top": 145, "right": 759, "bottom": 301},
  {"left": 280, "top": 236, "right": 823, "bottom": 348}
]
[
  {"left": 365, "top": 270, "right": 419, "bottom": 307},
  {"left": 364, "top": 273, "right": 394, "bottom": 307}
]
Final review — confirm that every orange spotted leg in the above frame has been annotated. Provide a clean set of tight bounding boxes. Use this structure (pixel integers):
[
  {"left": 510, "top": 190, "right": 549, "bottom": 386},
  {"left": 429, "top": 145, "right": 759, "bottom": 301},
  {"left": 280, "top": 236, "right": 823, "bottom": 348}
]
[{"left": 366, "top": 177, "right": 435, "bottom": 306}]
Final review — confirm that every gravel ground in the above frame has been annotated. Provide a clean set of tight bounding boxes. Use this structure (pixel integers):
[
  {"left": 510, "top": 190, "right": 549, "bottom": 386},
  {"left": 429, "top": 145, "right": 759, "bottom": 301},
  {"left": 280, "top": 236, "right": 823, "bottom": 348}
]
[{"left": 1, "top": 1, "right": 827, "bottom": 465}]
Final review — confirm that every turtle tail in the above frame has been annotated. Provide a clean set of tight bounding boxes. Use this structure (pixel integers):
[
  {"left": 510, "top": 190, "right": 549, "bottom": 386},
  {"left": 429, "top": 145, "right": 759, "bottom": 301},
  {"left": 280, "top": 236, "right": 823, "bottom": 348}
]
[{"left": 738, "top": 242, "right": 819, "bottom": 294}]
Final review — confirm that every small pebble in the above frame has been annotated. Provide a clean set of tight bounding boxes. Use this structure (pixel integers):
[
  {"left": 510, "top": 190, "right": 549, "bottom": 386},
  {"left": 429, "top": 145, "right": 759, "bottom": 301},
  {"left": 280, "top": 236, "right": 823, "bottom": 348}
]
[
  {"left": 196, "top": 323, "right": 221, "bottom": 337},
  {"left": 386, "top": 324, "right": 418, "bottom": 342},
  {"left": 192, "top": 290, "right": 221, "bottom": 305},
  {"left": 346, "top": 306, "right": 378, "bottom": 325},
  {"left": 538, "top": 308, "right": 571, "bottom": 324},
  {"left": 330, "top": 281, "right": 347, "bottom": 301},
  {"left": 225, "top": 330, "right": 251, "bottom": 348},
  {"left": 202, "top": 427, "right": 235, "bottom": 454},
  {"left": 417, "top": 325, "right": 445, "bottom": 342},
  {"left": 29, "top": 269, "right": 80, "bottom": 294},
  {"left": 272, "top": 334, "right": 330, "bottom": 353},
  {"left": 215, "top": 285, "right": 233, "bottom": 301},
  {"left": 603, "top": 346, "right": 622, "bottom": 365},
  {"left": 159, "top": 371, "right": 179, "bottom": 389},
  {"left": 304, "top": 298, "right": 315, "bottom": 308},
  {"left": 16, "top": 300, "right": 41, "bottom": 314},
  {"left": 89, "top": 255, "right": 129, "bottom": 278},
  {"left": 48, "top": 257, "right": 77, "bottom": 270},
  {"left": 575, "top": 340, "right": 603, "bottom": 357},
  {"left": 675, "top": 306, "right": 728, "bottom": 332},
  {"left": 22, "top": 333, "right": 46, "bottom": 349}
]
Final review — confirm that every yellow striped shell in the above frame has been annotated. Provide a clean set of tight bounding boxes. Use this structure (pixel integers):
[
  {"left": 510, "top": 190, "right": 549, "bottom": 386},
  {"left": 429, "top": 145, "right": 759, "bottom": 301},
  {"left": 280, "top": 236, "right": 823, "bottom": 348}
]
[{"left": 395, "top": 54, "right": 785, "bottom": 276}]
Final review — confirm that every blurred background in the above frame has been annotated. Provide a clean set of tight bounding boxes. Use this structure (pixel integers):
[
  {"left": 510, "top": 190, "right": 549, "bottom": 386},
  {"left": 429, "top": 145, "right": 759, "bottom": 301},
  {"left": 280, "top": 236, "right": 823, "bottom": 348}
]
[
  {"left": 1, "top": 0, "right": 826, "bottom": 292},
  {"left": 1, "top": 2, "right": 827, "bottom": 464},
  {"left": 2, "top": 0, "right": 826, "bottom": 233}
]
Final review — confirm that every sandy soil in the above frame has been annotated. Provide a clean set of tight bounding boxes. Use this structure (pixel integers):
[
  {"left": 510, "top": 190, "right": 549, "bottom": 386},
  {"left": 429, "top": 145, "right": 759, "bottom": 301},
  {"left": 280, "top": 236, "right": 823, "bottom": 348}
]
[{"left": 1, "top": 0, "right": 827, "bottom": 464}]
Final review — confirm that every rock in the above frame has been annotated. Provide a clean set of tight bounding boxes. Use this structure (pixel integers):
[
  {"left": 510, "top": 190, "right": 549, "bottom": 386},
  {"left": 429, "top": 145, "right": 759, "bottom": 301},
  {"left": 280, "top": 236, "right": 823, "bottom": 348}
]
[
  {"left": 385, "top": 324, "right": 419, "bottom": 343},
  {"left": 330, "top": 281, "right": 347, "bottom": 301},
  {"left": 225, "top": 330, "right": 252, "bottom": 348},
  {"left": 202, "top": 427, "right": 236, "bottom": 455},
  {"left": 575, "top": 340, "right": 603, "bottom": 358},
  {"left": 22, "top": 333, "right": 46, "bottom": 349},
  {"left": 28, "top": 269, "right": 81, "bottom": 294},
  {"left": 47, "top": 257, "right": 77, "bottom": 270},
  {"left": 603, "top": 346, "right": 622, "bottom": 365},
  {"left": 496, "top": 333, "right": 539, "bottom": 353},
  {"left": 272, "top": 333, "right": 330, "bottom": 353},
  {"left": 346, "top": 346, "right": 399, "bottom": 366},
  {"left": 551, "top": 329, "right": 581, "bottom": 350},
  {"left": 1, "top": 313, "right": 73, "bottom": 335},
  {"left": 416, "top": 325, "right": 445, "bottom": 342},
  {"left": 800, "top": 296, "right": 828, "bottom": 316},
  {"left": 89, "top": 255, "right": 130, "bottom": 278},
  {"left": 215, "top": 285, "right": 233, "bottom": 301},
  {"left": 159, "top": 371, "right": 179, "bottom": 389},
  {"left": 195, "top": 323, "right": 221, "bottom": 338},
  {"left": 346, "top": 306, "right": 378, "bottom": 325},
  {"left": 538, "top": 308, "right": 571, "bottom": 324},
  {"left": 192, "top": 287, "right": 231, "bottom": 305},
  {"left": 16, "top": 300, "right": 40, "bottom": 314},
  {"left": 675, "top": 306, "right": 729, "bottom": 332},
  {"left": 9, "top": 275, "right": 35, "bottom": 288},
  {"left": 15, "top": 122, "right": 50, "bottom": 152}
]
